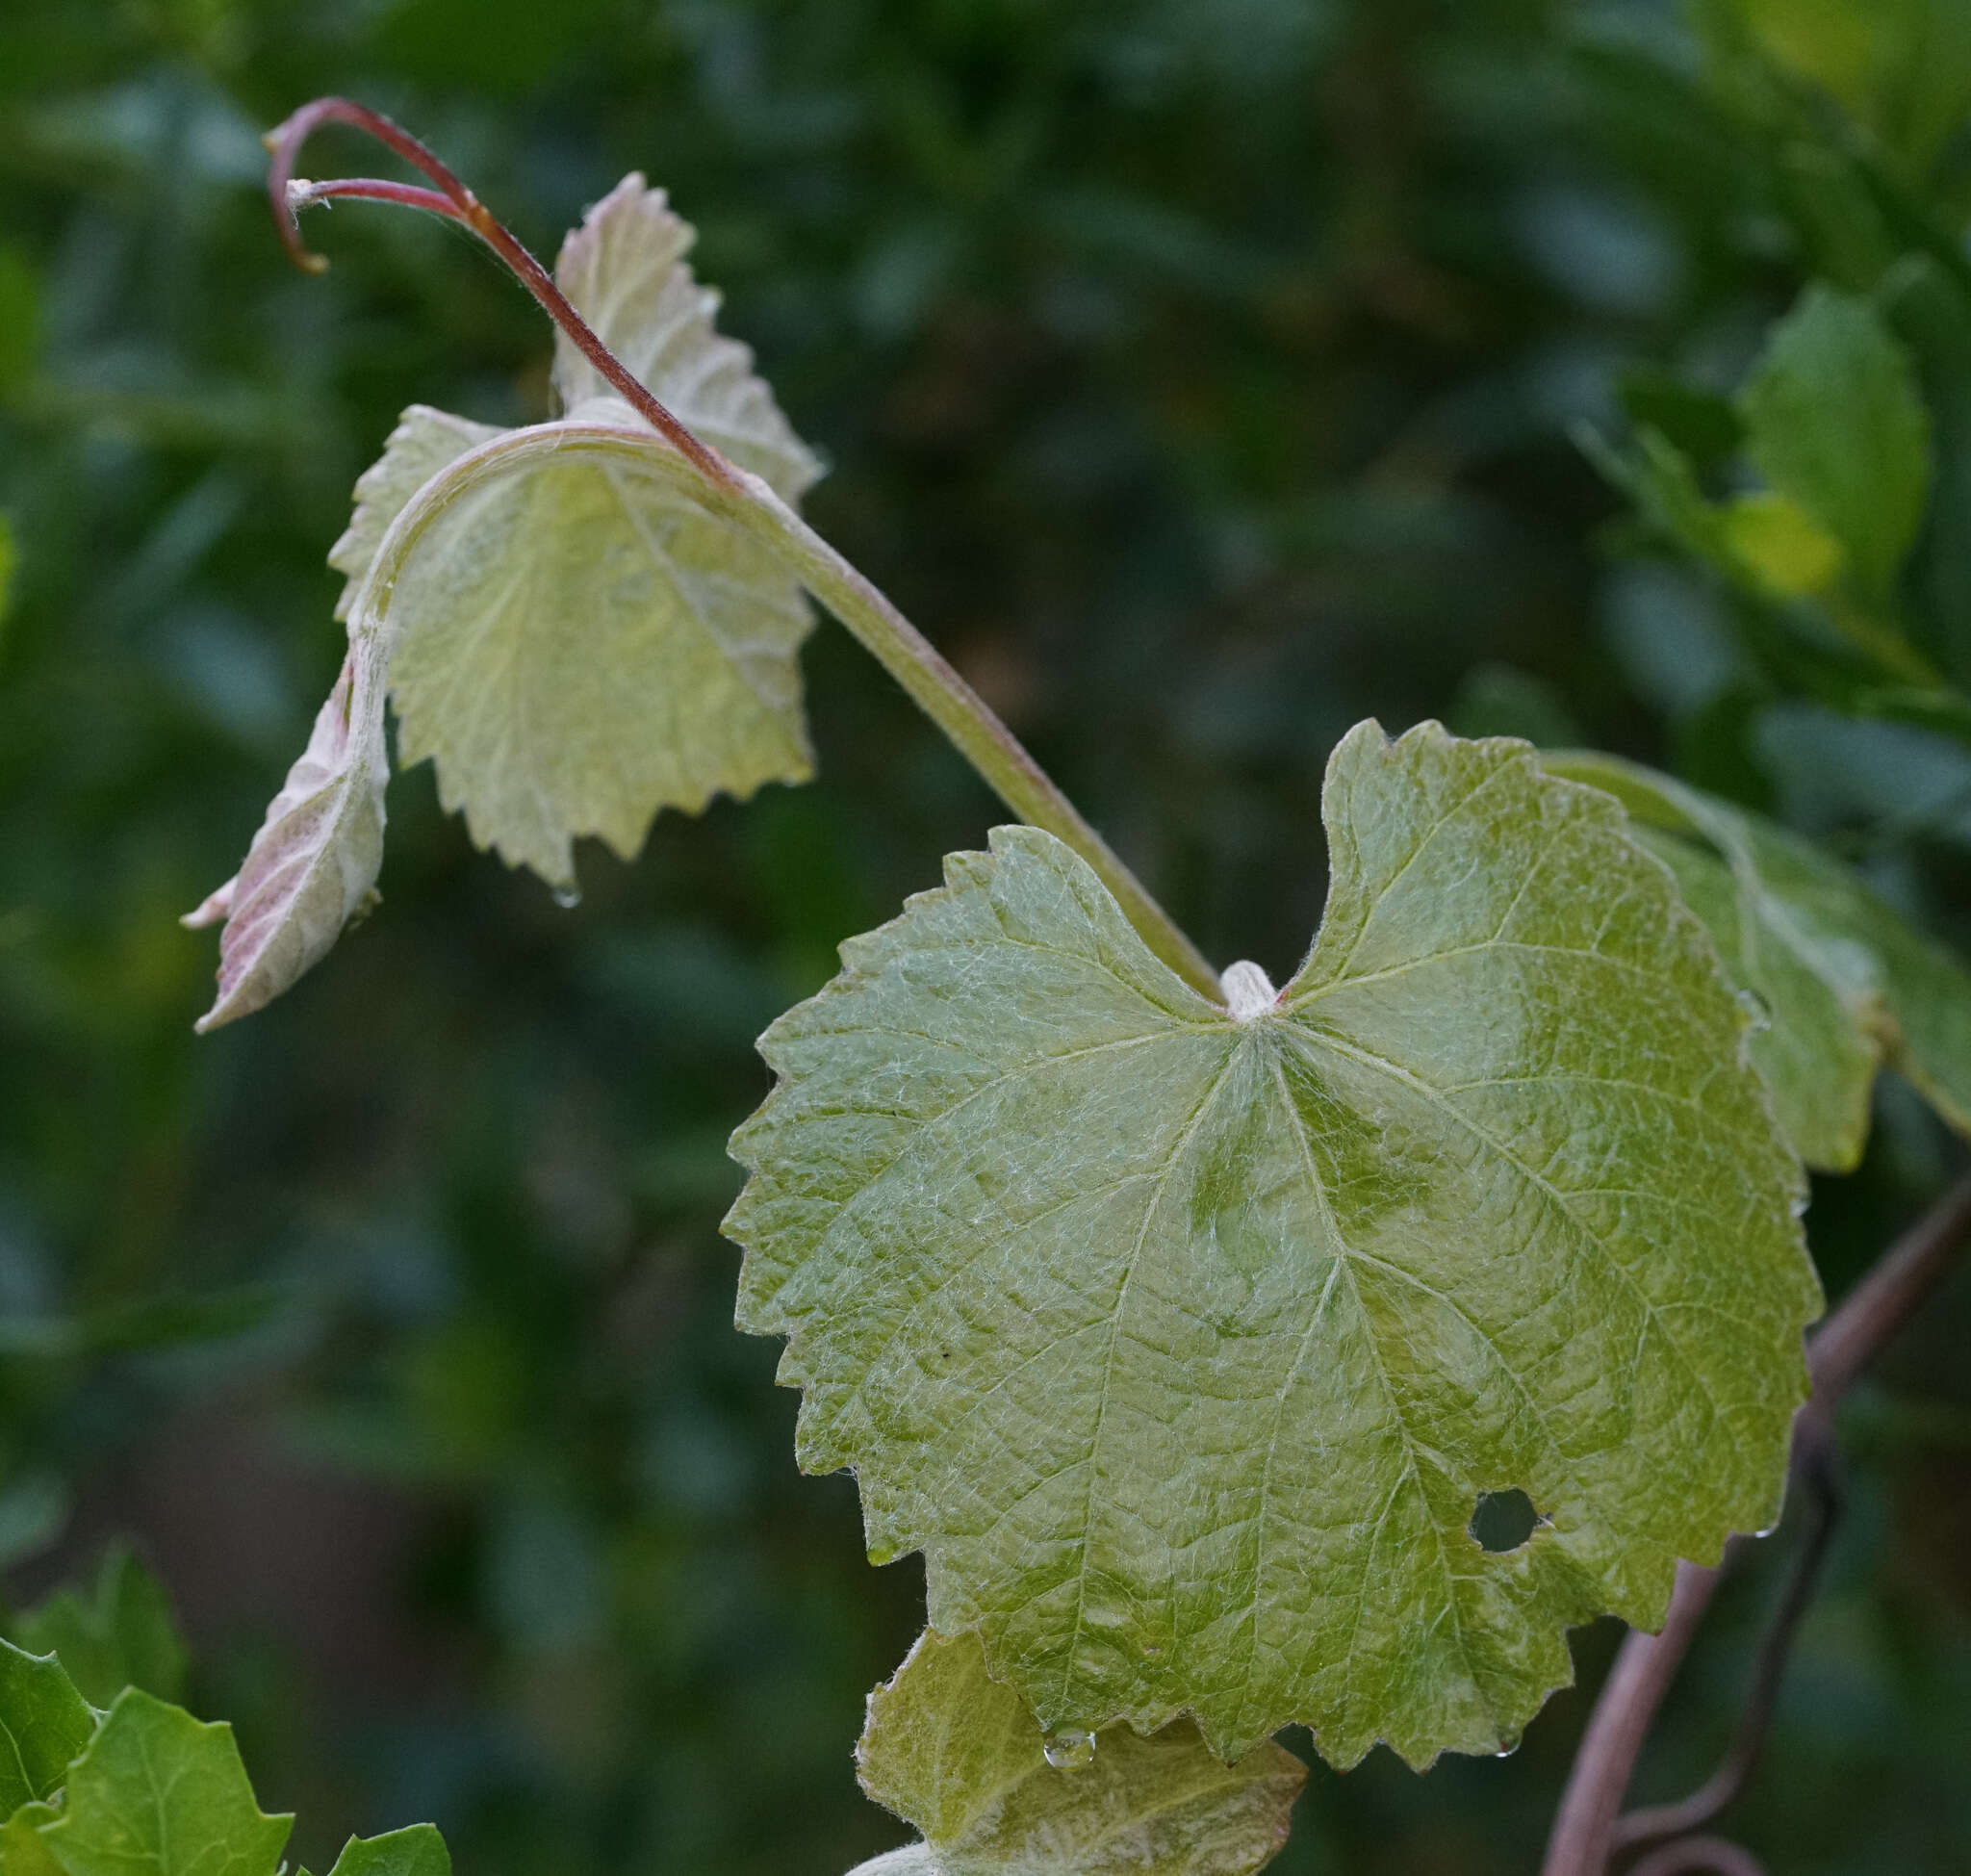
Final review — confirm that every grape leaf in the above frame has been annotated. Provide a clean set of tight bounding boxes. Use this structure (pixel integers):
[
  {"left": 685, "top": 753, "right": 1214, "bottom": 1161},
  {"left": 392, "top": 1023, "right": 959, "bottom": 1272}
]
[
  {"left": 321, "top": 1825, "right": 449, "bottom": 1876},
  {"left": 1738, "top": 285, "right": 1931, "bottom": 604},
  {"left": 13, "top": 1545, "right": 190, "bottom": 1709},
  {"left": 36, "top": 1691, "right": 291, "bottom": 1876},
  {"left": 1542, "top": 751, "right": 1971, "bottom": 1164},
  {"left": 728, "top": 721, "right": 1819, "bottom": 1767},
  {"left": 550, "top": 174, "right": 822, "bottom": 502},
  {"left": 851, "top": 1630, "right": 1302, "bottom": 1876},
  {"left": 189, "top": 174, "right": 823, "bottom": 1019},
  {"left": 181, "top": 646, "right": 387, "bottom": 1031},
  {"left": 381, "top": 412, "right": 814, "bottom": 886},
  {"left": 0, "top": 1642, "right": 94, "bottom": 1815}
]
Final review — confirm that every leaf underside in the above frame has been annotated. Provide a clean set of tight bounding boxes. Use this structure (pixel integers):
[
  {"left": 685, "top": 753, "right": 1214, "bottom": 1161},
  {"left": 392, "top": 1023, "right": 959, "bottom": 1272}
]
[
  {"left": 382, "top": 414, "right": 814, "bottom": 886},
  {"left": 728, "top": 720, "right": 1820, "bottom": 1766},
  {"left": 856, "top": 1629, "right": 1303, "bottom": 1876},
  {"left": 1543, "top": 751, "right": 1971, "bottom": 1167}
]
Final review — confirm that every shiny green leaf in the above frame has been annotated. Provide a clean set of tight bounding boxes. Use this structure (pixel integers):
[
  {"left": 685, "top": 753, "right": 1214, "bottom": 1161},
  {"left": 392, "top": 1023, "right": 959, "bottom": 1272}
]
[
  {"left": 36, "top": 1691, "right": 290, "bottom": 1876},
  {"left": 1543, "top": 750, "right": 1971, "bottom": 1162},
  {"left": 729, "top": 721, "right": 1818, "bottom": 1766},
  {"left": 851, "top": 1629, "right": 1303, "bottom": 1876}
]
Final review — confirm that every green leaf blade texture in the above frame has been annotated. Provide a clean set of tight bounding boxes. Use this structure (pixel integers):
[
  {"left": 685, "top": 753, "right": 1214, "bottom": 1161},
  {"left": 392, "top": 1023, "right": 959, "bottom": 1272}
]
[
  {"left": 728, "top": 721, "right": 1820, "bottom": 1767},
  {"left": 1738, "top": 285, "right": 1931, "bottom": 602},
  {"left": 0, "top": 1642, "right": 94, "bottom": 1815},
  {"left": 382, "top": 422, "right": 814, "bottom": 886},
  {"left": 37, "top": 1690, "right": 291, "bottom": 1876},
  {"left": 1542, "top": 751, "right": 1971, "bottom": 1164},
  {"left": 853, "top": 1630, "right": 1303, "bottom": 1876}
]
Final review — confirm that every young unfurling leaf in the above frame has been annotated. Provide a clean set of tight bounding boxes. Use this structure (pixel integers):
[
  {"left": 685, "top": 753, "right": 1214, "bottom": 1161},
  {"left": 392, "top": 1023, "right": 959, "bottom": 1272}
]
[
  {"left": 850, "top": 1630, "right": 1303, "bottom": 1876},
  {"left": 182, "top": 649, "right": 387, "bottom": 1032},
  {"left": 188, "top": 175, "right": 821, "bottom": 1020},
  {"left": 1543, "top": 750, "right": 1971, "bottom": 1168},
  {"left": 728, "top": 722, "right": 1819, "bottom": 1767}
]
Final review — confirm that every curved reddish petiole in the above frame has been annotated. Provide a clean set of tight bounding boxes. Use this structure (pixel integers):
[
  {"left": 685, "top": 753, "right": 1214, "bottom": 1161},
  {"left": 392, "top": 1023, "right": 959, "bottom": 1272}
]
[{"left": 262, "top": 96, "right": 740, "bottom": 491}]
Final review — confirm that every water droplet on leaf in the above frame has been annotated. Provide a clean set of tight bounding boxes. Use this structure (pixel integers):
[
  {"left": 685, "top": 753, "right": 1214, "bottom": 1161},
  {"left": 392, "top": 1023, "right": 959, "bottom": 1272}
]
[
  {"left": 1042, "top": 1728, "right": 1096, "bottom": 1771},
  {"left": 553, "top": 885, "right": 582, "bottom": 910},
  {"left": 1494, "top": 1735, "right": 1521, "bottom": 1759},
  {"left": 1735, "top": 987, "right": 1772, "bottom": 1032}
]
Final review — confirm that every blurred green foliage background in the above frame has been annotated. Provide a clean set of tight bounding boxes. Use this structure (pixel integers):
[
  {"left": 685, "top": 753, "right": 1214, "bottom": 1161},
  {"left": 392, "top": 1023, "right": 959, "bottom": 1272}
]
[{"left": 3, "top": 0, "right": 1971, "bottom": 1871}]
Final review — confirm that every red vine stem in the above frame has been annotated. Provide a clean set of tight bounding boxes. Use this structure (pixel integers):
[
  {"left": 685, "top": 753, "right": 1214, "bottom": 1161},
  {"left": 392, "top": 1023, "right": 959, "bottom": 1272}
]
[
  {"left": 1540, "top": 1170, "right": 1971, "bottom": 1876},
  {"left": 265, "top": 97, "right": 739, "bottom": 492}
]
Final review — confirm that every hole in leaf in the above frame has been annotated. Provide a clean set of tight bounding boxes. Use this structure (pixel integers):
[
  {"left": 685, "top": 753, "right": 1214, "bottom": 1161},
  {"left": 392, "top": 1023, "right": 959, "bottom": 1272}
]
[{"left": 1469, "top": 1488, "right": 1540, "bottom": 1553}]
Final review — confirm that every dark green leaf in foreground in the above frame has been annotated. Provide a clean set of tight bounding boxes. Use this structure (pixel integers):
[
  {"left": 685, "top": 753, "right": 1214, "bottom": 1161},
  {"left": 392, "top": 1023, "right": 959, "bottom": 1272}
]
[
  {"left": 729, "top": 721, "right": 1820, "bottom": 1765},
  {"left": 1543, "top": 751, "right": 1971, "bottom": 1167},
  {"left": 0, "top": 1642, "right": 94, "bottom": 1814},
  {"left": 37, "top": 1691, "right": 291, "bottom": 1876},
  {"left": 850, "top": 1630, "right": 1302, "bottom": 1876},
  {"left": 13, "top": 1545, "right": 189, "bottom": 1709}
]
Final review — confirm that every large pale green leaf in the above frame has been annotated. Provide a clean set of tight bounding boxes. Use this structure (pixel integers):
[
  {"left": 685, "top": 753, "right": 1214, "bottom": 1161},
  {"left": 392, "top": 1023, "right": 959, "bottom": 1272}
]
[
  {"left": 850, "top": 1630, "right": 1302, "bottom": 1876},
  {"left": 1738, "top": 286, "right": 1931, "bottom": 603},
  {"left": 0, "top": 1642, "right": 94, "bottom": 1815},
  {"left": 13, "top": 1545, "right": 190, "bottom": 1709},
  {"left": 380, "top": 417, "right": 814, "bottom": 886},
  {"left": 37, "top": 1691, "right": 289, "bottom": 1876},
  {"left": 181, "top": 646, "right": 388, "bottom": 1030},
  {"left": 728, "top": 721, "right": 1819, "bottom": 1767},
  {"left": 1543, "top": 751, "right": 1971, "bottom": 1162}
]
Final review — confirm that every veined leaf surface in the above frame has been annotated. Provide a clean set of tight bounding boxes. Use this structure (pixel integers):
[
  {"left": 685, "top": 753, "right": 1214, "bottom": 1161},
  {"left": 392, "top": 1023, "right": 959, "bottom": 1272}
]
[
  {"left": 36, "top": 1691, "right": 291, "bottom": 1876},
  {"left": 729, "top": 721, "right": 1819, "bottom": 1766},
  {"left": 851, "top": 1630, "right": 1302, "bottom": 1876},
  {"left": 1544, "top": 750, "right": 1971, "bottom": 1163},
  {"left": 379, "top": 419, "right": 813, "bottom": 887}
]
